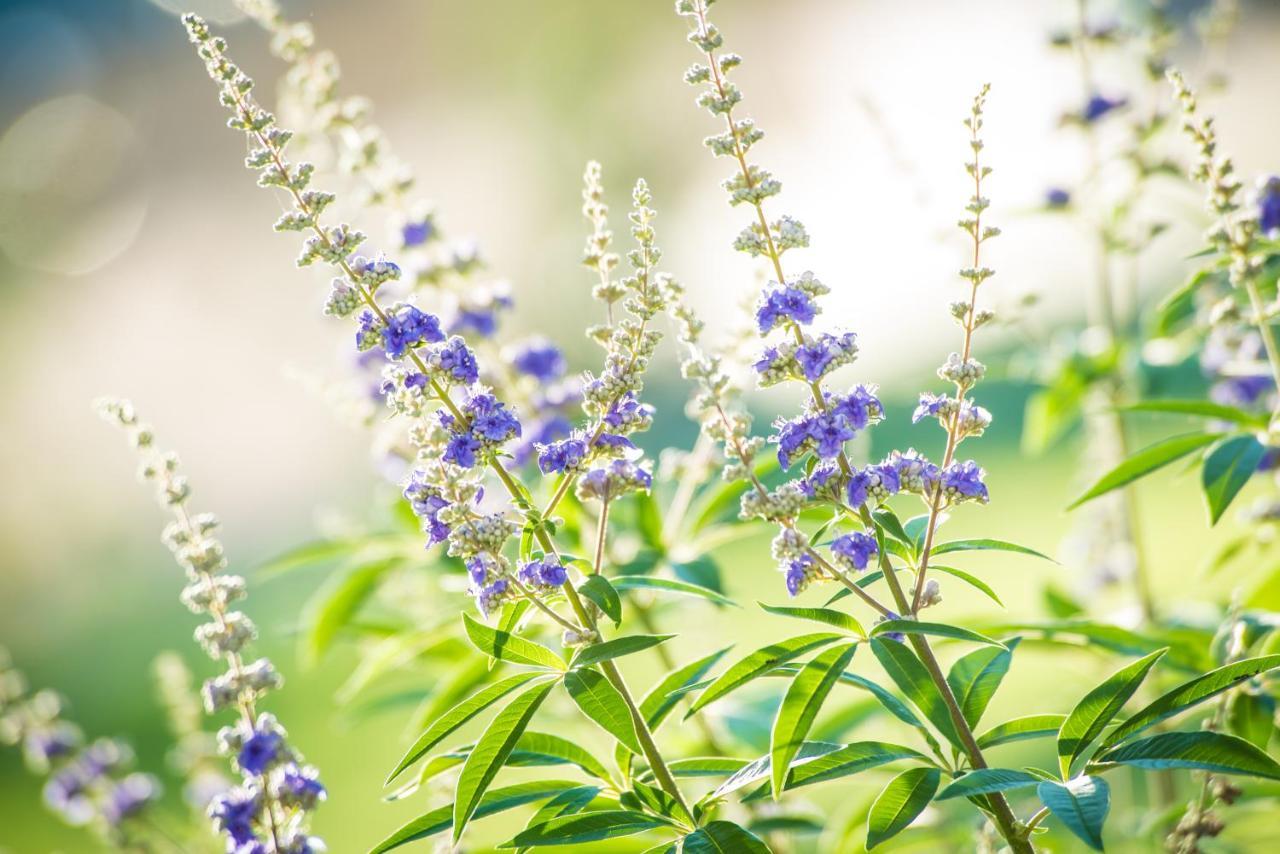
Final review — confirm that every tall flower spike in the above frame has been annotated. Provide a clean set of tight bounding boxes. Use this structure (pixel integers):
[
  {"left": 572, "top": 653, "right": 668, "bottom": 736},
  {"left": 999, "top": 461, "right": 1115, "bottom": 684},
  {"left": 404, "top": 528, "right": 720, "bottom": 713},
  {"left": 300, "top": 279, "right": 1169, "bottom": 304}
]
[
  {"left": 97, "top": 398, "right": 324, "bottom": 854},
  {"left": 0, "top": 649, "right": 162, "bottom": 847}
]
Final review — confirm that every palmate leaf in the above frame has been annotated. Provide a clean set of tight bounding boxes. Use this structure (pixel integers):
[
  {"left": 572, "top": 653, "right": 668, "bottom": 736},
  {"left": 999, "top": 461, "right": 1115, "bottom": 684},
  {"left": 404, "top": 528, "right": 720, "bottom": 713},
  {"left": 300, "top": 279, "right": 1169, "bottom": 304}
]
[
  {"left": 1201, "top": 434, "right": 1267, "bottom": 525},
  {"left": 936, "top": 768, "right": 1042, "bottom": 800},
  {"left": 1057, "top": 649, "right": 1166, "bottom": 778},
  {"left": 947, "top": 639, "right": 1018, "bottom": 728},
  {"left": 770, "top": 641, "right": 859, "bottom": 797},
  {"left": 1100, "top": 654, "right": 1280, "bottom": 749},
  {"left": 759, "top": 602, "right": 865, "bottom": 636},
  {"left": 1092, "top": 731, "right": 1280, "bottom": 780},
  {"left": 369, "top": 779, "right": 579, "bottom": 853},
  {"left": 570, "top": 634, "right": 674, "bottom": 669},
  {"left": 1069, "top": 432, "right": 1222, "bottom": 509},
  {"left": 564, "top": 668, "right": 642, "bottom": 755},
  {"left": 685, "top": 633, "right": 845, "bottom": 717},
  {"left": 611, "top": 575, "right": 738, "bottom": 608},
  {"left": 453, "top": 680, "right": 555, "bottom": 842},
  {"left": 504, "top": 810, "right": 673, "bottom": 848},
  {"left": 681, "top": 820, "right": 770, "bottom": 853},
  {"left": 866, "top": 767, "right": 940, "bottom": 849},
  {"left": 977, "top": 714, "right": 1066, "bottom": 749},
  {"left": 870, "top": 638, "right": 963, "bottom": 750},
  {"left": 871, "top": 620, "right": 1004, "bottom": 647},
  {"left": 462, "top": 613, "right": 567, "bottom": 671},
  {"left": 578, "top": 575, "right": 622, "bottom": 625},
  {"left": 742, "top": 741, "right": 926, "bottom": 801},
  {"left": 1037, "top": 776, "right": 1110, "bottom": 851},
  {"left": 386, "top": 672, "right": 552, "bottom": 783}
]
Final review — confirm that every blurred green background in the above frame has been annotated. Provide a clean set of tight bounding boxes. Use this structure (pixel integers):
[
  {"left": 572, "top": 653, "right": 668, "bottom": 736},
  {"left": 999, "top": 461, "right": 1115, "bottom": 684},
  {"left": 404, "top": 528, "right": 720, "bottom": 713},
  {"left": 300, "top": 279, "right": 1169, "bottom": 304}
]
[{"left": 3, "top": 0, "right": 1280, "bottom": 851}]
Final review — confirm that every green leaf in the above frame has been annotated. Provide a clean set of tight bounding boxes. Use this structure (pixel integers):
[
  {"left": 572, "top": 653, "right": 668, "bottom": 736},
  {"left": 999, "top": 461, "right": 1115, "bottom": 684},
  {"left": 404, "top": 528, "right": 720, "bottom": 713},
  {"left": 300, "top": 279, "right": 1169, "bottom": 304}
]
[
  {"left": 872, "top": 507, "right": 915, "bottom": 555},
  {"left": 369, "top": 779, "right": 577, "bottom": 853},
  {"left": 1037, "top": 777, "right": 1110, "bottom": 851},
  {"left": 1227, "top": 691, "right": 1275, "bottom": 749},
  {"left": 713, "top": 741, "right": 843, "bottom": 799},
  {"left": 682, "top": 821, "right": 770, "bottom": 853},
  {"left": 453, "top": 681, "right": 555, "bottom": 842},
  {"left": 770, "top": 642, "right": 860, "bottom": 798},
  {"left": 930, "top": 565, "right": 1005, "bottom": 608},
  {"left": 462, "top": 613, "right": 567, "bottom": 671},
  {"left": 257, "top": 537, "right": 369, "bottom": 579},
  {"left": 579, "top": 575, "right": 622, "bottom": 625},
  {"left": 870, "top": 638, "right": 962, "bottom": 750},
  {"left": 760, "top": 603, "right": 865, "bottom": 636},
  {"left": 513, "top": 731, "right": 613, "bottom": 782},
  {"left": 1124, "top": 399, "right": 1264, "bottom": 426},
  {"left": 505, "top": 810, "right": 670, "bottom": 847},
  {"left": 976, "top": 714, "right": 1066, "bottom": 749},
  {"left": 1069, "top": 432, "right": 1222, "bottom": 509},
  {"left": 611, "top": 575, "right": 738, "bottom": 608},
  {"left": 871, "top": 620, "right": 1004, "bottom": 647},
  {"left": 635, "top": 490, "right": 665, "bottom": 551},
  {"left": 936, "top": 768, "right": 1042, "bottom": 800},
  {"left": 515, "top": 786, "right": 606, "bottom": 854},
  {"left": 639, "top": 647, "right": 731, "bottom": 730},
  {"left": 302, "top": 555, "right": 402, "bottom": 664},
  {"left": 665, "top": 756, "right": 751, "bottom": 778},
  {"left": 866, "top": 767, "right": 940, "bottom": 849},
  {"left": 564, "top": 668, "right": 642, "bottom": 755},
  {"left": 691, "top": 456, "right": 777, "bottom": 531},
  {"left": 386, "top": 672, "right": 551, "bottom": 784},
  {"left": 1101, "top": 655, "right": 1280, "bottom": 748},
  {"left": 686, "top": 633, "right": 845, "bottom": 717},
  {"left": 1093, "top": 731, "right": 1280, "bottom": 780},
  {"left": 947, "top": 640, "right": 1017, "bottom": 728},
  {"left": 670, "top": 555, "right": 724, "bottom": 595},
  {"left": 1058, "top": 649, "right": 1166, "bottom": 777},
  {"left": 571, "top": 634, "right": 674, "bottom": 669},
  {"left": 747, "top": 741, "right": 925, "bottom": 799},
  {"left": 1202, "top": 434, "right": 1266, "bottom": 525},
  {"left": 930, "top": 538, "right": 1054, "bottom": 562}
]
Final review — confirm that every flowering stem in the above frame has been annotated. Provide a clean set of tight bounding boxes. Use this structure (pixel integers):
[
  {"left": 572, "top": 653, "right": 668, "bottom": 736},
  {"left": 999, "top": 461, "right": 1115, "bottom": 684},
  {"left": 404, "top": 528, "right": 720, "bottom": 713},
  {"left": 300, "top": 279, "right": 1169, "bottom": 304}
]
[{"left": 592, "top": 500, "right": 611, "bottom": 576}]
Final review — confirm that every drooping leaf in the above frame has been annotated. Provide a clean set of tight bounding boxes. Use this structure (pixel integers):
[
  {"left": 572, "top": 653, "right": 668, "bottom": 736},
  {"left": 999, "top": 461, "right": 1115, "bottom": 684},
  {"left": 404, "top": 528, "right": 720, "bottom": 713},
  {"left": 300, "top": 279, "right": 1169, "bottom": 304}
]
[
  {"left": 515, "top": 786, "right": 606, "bottom": 854},
  {"left": 670, "top": 555, "right": 725, "bottom": 595},
  {"left": 936, "top": 768, "right": 1042, "bottom": 800},
  {"left": 564, "top": 668, "right": 642, "bottom": 755},
  {"left": 686, "top": 633, "right": 845, "bottom": 717},
  {"left": 713, "top": 741, "right": 843, "bottom": 799},
  {"left": 1057, "top": 649, "right": 1166, "bottom": 777},
  {"left": 870, "top": 638, "right": 962, "bottom": 749},
  {"left": 462, "top": 613, "right": 566, "bottom": 671},
  {"left": 930, "top": 565, "right": 1005, "bottom": 608},
  {"left": 866, "top": 767, "right": 941, "bottom": 849},
  {"left": 760, "top": 602, "right": 865, "bottom": 636},
  {"left": 505, "top": 810, "right": 671, "bottom": 847},
  {"left": 1101, "top": 655, "right": 1280, "bottom": 748},
  {"left": 871, "top": 620, "right": 1004, "bottom": 647},
  {"left": 930, "top": 538, "right": 1054, "bottom": 562},
  {"left": 1069, "top": 432, "right": 1221, "bottom": 509},
  {"left": 512, "top": 731, "right": 613, "bottom": 782},
  {"left": 947, "top": 639, "right": 1017, "bottom": 728},
  {"left": 770, "top": 642, "right": 860, "bottom": 797},
  {"left": 578, "top": 575, "right": 622, "bottom": 625},
  {"left": 453, "top": 681, "right": 555, "bottom": 841},
  {"left": 744, "top": 741, "right": 925, "bottom": 800},
  {"left": 639, "top": 647, "right": 732, "bottom": 730},
  {"left": 1201, "top": 434, "right": 1267, "bottom": 525},
  {"left": 386, "top": 672, "right": 551, "bottom": 783},
  {"left": 1037, "top": 776, "right": 1110, "bottom": 851},
  {"left": 303, "top": 555, "right": 403, "bottom": 664},
  {"left": 611, "top": 575, "right": 738, "bottom": 608},
  {"left": 1092, "top": 731, "right": 1280, "bottom": 780},
  {"left": 369, "top": 779, "right": 577, "bottom": 853},
  {"left": 1124, "top": 399, "right": 1264, "bottom": 426},
  {"left": 681, "top": 820, "right": 770, "bottom": 853},
  {"left": 571, "top": 634, "right": 674, "bottom": 669},
  {"left": 976, "top": 714, "right": 1066, "bottom": 749}
]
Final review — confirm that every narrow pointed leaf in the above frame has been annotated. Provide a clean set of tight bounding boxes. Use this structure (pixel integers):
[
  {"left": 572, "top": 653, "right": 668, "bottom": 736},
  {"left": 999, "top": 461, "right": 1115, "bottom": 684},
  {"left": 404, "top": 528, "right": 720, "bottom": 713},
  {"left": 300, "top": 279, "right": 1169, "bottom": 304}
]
[
  {"left": 571, "top": 634, "right": 674, "bottom": 669},
  {"left": 640, "top": 646, "right": 731, "bottom": 730},
  {"left": 386, "top": 672, "right": 550, "bottom": 783},
  {"left": 564, "top": 668, "right": 641, "bottom": 755},
  {"left": 665, "top": 756, "right": 751, "bottom": 778},
  {"left": 1058, "top": 649, "right": 1166, "bottom": 777},
  {"left": 462, "top": 613, "right": 566, "bottom": 671},
  {"left": 1037, "top": 777, "right": 1110, "bottom": 851},
  {"left": 872, "top": 619, "right": 1004, "bottom": 647},
  {"left": 303, "top": 555, "right": 403, "bottom": 664},
  {"left": 870, "top": 638, "right": 962, "bottom": 749},
  {"left": 513, "top": 731, "right": 613, "bottom": 782},
  {"left": 1124, "top": 399, "right": 1263, "bottom": 426},
  {"left": 1102, "top": 654, "right": 1280, "bottom": 748},
  {"left": 714, "top": 741, "right": 843, "bottom": 799},
  {"left": 977, "top": 714, "right": 1066, "bottom": 749},
  {"left": 770, "top": 642, "right": 859, "bottom": 798},
  {"left": 610, "top": 575, "right": 738, "bottom": 608},
  {"left": 579, "top": 575, "right": 622, "bottom": 625},
  {"left": 937, "top": 768, "right": 1041, "bottom": 800},
  {"left": 1202, "top": 434, "right": 1266, "bottom": 525},
  {"left": 1069, "top": 432, "right": 1221, "bottom": 509},
  {"left": 515, "top": 786, "right": 605, "bottom": 854},
  {"left": 760, "top": 603, "right": 865, "bottom": 636},
  {"left": 682, "top": 821, "right": 770, "bottom": 853},
  {"left": 745, "top": 741, "right": 925, "bottom": 800},
  {"left": 930, "top": 538, "right": 1054, "bottom": 562},
  {"left": 1093, "top": 731, "right": 1280, "bottom": 780},
  {"left": 866, "top": 767, "right": 940, "bottom": 849},
  {"left": 686, "top": 633, "right": 844, "bottom": 716},
  {"left": 453, "top": 681, "right": 555, "bottom": 842},
  {"left": 947, "top": 640, "right": 1017, "bottom": 728},
  {"left": 506, "top": 810, "right": 670, "bottom": 847}
]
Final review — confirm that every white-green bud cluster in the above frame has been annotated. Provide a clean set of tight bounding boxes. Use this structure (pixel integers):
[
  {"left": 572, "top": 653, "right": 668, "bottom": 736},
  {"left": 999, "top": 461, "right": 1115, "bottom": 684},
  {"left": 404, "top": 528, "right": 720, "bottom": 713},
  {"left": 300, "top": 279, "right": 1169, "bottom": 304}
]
[{"left": 740, "top": 482, "right": 804, "bottom": 523}]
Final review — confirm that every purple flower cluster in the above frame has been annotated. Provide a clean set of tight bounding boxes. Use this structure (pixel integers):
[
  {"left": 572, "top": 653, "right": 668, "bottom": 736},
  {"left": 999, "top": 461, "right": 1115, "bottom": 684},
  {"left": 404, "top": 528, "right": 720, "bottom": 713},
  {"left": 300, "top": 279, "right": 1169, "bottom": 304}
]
[
  {"left": 515, "top": 415, "right": 573, "bottom": 466},
  {"left": 382, "top": 304, "right": 445, "bottom": 359},
  {"left": 450, "top": 292, "right": 513, "bottom": 340},
  {"left": 1082, "top": 93, "right": 1126, "bottom": 122},
  {"left": 518, "top": 556, "right": 569, "bottom": 589},
  {"left": 1045, "top": 187, "right": 1071, "bottom": 208},
  {"left": 756, "top": 283, "right": 817, "bottom": 333},
  {"left": 846, "top": 462, "right": 902, "bottom": 509},
  {"left": 1260, "top": 176, "right": 1280, "bottom": 235},
  {"left": 511, "top": 339, "right": 567, "bottom": 382},
  {"left": 474, "top": 577, "right": 515, "bottom": 616},
  {"left": 576, "top": 459, "right": 653, "bottom": 502},
  {"left": 756, "top": 331, "right": 859, "bottom": 385},
  {"left": 602, "top": 393, "right": 655, "bottom": 432},
  {"left": 440, "top": 392, "right": 522, "bottom": 469},
  {"left": 403, "top": 471, "right": 451, "bottom": 544},
  {"left": 237, "top": 727, "right": 284, "bottom": 776},
  {"left": 771, "top": 385, "right": 883, "bottom": 468},
  {"left": 830, "top": 532, "right": 878, "bottom": 571},
  {"left": 940, "top": 460, "right": 989, "bottom": 503},
  {"left": 401, "top": 216, "right": 435, "bottom": 248},
  {"left": 784, "top": 553, "right": 820, "bottom": 597},
  {"left": 432, "top": 337, "right": 480, "bottom": 385}
]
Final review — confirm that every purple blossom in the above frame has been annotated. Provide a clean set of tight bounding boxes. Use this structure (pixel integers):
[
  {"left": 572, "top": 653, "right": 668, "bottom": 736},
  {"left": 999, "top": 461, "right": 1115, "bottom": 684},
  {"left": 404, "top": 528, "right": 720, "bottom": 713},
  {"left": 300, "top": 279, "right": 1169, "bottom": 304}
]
[
  {"left": 1046, "top": 187, "right": 1070, "bottom": 208},
  {"left": 474, "top": 577, "right": 513, "bottom": 616},
  {"left": 518, "top": 556, "right": 568, "bottom": 588},
  {"left": 102, "top": 774, "right": 158, "bottom": 827},
  {"left": 603, "top": 393, "right": 654, "bottom": 431},
  {"left": 847, "top": 463, "right": 901, "bottom": 508},
  {"left": 443, "top": 432, "right": 483, "bottom": 468},
  {"left": 799, "top": 463, "right": 841, "bottom": 500},
  {"left": 1260, "top": 177, "right": 1280, "bottom": 234},
  {"left": 1082, "top": 93, "right": 1126, "bottom": 122},
  {"left": 43, "top": 769, "right": 93, "bottom": 825},
  {"left": 538, "top": 433, "right": 590, "bottom": 474},
  {"left": 382, "top": 305, "right": 444, "bottom": 359},
  {"left": 402, "top": 218, "right": 435, "bottom": 247},
  {"left": 796, "top": 340, "right": 837, "bottom": 382},
  {"left": 435, "top": 337, "right": 479, "bottom": 385},
  {"left": 210, "top": 789, "right": 260, "bottom": 846},
  {"left": 403, "top": 471, "right": 451, "bottom": 545},
  {"left": 238, "top": 729, "right": 284, "bottom": 775},
  {"left": 785, "top": 554, "right": 817, "bottom": 596},
  {"left": 830, "top": 385, "right": 882, "bottom": 430},
  {"left": 830, "top": 532, "right": 878, "bottom": 571},
  {"left": 888, "top": 449, "right": 941, "bottom": 494},
  {"left": 277, "top": 765, "right": 325, "bottom": 811},
  {"left": 577, "top": 459, "right": 652, "bottom": 502},
  {"left": 913, "top": 392, "right": 950, "bottom": 423},
  {"left": 511, "top": 340, "right": 566, "bottom": 381},
  {"left": 515, "top": 415, "right": 573, "bottom": 465},
  {"left": 466, "top": 393, "right": 522, "bottom": 442},
  {"left": 452, "top": 309, "right": 499, "bottom": 338},
  {"left": 942, "top": 460, "right": 989, "bottom": 503},
  {"left": 756, "top": 284, "right": 817, "bottom": 333}
]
